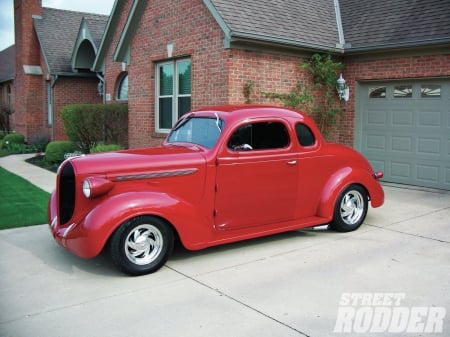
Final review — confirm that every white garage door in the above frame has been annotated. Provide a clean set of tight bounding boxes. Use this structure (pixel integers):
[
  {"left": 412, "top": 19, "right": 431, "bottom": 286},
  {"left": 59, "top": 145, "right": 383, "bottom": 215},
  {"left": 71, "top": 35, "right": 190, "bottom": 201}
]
[{"left": 357, "top": 79, "right": 450, "bottom": 190}]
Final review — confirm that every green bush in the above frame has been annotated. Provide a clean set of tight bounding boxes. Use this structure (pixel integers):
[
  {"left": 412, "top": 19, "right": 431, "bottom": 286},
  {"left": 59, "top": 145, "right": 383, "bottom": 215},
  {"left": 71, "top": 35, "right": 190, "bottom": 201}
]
[
  {"left": 45, "top": 141, "right": 76, "bottom": 164},
  {"left": 3, "top": 133, "right": 25, "bottom": 146},
  {"left": 62, "top": 104, "right": 128, "bottom": 153},
  {"left": 90, "top": 144, "right": 123, "bottom": 153}
]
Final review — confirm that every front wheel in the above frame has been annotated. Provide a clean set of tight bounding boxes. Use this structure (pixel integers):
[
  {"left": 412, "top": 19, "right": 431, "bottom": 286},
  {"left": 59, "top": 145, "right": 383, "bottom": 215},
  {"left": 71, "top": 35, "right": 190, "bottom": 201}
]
[
  {"left": 330, "top": 184, "right": 368, "bottom": 232},
  {"left": 109, "top": 216, "right": 174, "bottom": 276}
]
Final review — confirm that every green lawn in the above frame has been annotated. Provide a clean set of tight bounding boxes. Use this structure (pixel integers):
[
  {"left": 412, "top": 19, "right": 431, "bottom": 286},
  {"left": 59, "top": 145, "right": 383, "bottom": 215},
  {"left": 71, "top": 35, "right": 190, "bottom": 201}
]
[{"left": 0, "top": 167, "right": 50, "bottom": 230}]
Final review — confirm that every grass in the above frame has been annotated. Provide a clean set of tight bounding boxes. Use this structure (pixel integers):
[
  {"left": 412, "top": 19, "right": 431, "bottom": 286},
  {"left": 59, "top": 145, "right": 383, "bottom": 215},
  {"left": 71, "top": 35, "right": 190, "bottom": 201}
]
[{"left": 0, "top": 167, "right": 50, "bottom": 230}]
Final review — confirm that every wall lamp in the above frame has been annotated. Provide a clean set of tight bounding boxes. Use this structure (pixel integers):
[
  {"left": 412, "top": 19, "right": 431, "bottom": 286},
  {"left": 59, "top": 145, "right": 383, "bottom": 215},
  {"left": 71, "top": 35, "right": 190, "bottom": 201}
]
[
  {"left": 97, "top": 80, "right": 104, "bottom": 96},
  {"left": 336, "top": 73, "right": 349, "bottom": 102}
]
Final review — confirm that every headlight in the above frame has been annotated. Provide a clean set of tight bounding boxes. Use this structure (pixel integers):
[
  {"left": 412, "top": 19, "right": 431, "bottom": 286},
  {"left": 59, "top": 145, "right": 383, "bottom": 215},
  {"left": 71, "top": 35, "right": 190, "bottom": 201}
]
[
  {"left": 82, "top": 179, "right": 91, "bottom": 198},
  {"left": 82, "top": 177, "right": 114, "bottom": 198}
]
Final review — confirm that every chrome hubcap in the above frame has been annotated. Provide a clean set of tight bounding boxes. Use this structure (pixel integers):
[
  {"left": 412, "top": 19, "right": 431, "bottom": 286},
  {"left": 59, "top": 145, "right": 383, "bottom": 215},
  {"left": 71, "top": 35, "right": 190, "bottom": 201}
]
[
  {"left": 125, "top": 224, "right": 163, "bottom": 265},
  {"left": 340, "top": 190, "right": 364, "bottom": 225}
]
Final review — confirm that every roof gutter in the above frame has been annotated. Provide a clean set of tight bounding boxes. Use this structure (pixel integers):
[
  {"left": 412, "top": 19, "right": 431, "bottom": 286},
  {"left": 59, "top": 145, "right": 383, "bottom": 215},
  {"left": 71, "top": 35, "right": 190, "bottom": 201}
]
[
  {"left": 344, "top": 38, "right": 450, "bottom": 53},
  {"left": 228, "top": 31, "right": 344, "bottom": 54}
]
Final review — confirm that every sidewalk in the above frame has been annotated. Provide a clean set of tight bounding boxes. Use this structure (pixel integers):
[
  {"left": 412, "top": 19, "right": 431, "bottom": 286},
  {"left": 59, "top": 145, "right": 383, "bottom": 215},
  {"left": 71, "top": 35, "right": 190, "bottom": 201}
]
[{"left": 0, "top": 153, "right": 56, "bottom": 193}]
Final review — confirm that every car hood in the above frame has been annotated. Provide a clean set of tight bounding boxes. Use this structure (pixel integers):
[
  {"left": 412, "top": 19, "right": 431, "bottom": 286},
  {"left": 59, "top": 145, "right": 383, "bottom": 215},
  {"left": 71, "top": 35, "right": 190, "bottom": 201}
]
[{"left": 66, "top": 145, "right": 206, "bottom": 177}]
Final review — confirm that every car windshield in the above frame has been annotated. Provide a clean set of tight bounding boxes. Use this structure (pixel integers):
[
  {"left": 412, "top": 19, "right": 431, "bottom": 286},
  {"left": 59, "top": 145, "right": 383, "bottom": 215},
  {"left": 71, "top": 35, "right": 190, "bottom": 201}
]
[{"left": 167, "top": 116, "right": 224, "bottom": 148}]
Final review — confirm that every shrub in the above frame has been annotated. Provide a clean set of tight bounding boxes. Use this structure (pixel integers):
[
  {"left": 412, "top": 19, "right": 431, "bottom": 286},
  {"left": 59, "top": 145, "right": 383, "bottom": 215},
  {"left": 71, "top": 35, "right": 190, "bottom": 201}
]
[
  {"left": 45, "top": 141, "right": 76, "bottom": 164},
  {"left": 90, "top": 144, "right": 123, "bottom": 153},
  {"left": 3, "top": 133, "right": 25, "bottom": 146},
  {"left": 62, "top": 104, "right": 128, "bottom": 153}
]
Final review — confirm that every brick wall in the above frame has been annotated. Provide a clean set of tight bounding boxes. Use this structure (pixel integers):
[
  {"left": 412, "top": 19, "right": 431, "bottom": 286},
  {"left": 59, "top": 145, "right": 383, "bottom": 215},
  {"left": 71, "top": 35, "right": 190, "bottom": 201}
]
[
  {"left": 108, "top": 0, "right": 450, "bottom": 149},
  {"left": 52, "top": 77, "right": 102, "bottom": 140},
  {"left": 124, "top": 0, "right": 228, "bottom": 148},
  {"left": 340, "top": 53, "right": 450, "bottom": 146},
  {"left": 13, "top": 0, "right": 43, "bottom": 142}
]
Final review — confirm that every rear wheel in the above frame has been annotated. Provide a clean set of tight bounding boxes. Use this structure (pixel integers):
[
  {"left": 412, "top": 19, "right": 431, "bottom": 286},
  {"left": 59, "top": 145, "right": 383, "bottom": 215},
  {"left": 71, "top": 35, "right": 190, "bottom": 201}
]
[
  {"left": 330, "top": 184, "right": 368, "bottom": 232},
  {"left": 110, "top": 216, "right": 174, "bottom": 275}
]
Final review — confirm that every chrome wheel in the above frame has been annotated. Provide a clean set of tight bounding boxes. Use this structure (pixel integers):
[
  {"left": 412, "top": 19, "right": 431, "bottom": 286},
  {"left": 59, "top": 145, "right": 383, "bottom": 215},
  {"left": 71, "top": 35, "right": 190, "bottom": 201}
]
[
  {"left": 110, "top": 216, "right": 174, "bottom": 275},
  {"left": 330, "top": 184, "right": 368, "bottom": 232},
  {"left": 340, "top": 190, "right": 365, "bottom": 225},
  {"left": 124, "top": 224, "right": 163, "bottom": 265}
]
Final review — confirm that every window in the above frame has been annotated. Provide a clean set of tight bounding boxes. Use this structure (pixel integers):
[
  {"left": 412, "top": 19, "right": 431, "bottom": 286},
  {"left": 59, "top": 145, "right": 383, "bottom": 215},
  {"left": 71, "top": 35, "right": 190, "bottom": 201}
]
[
  {"left": 156, "top": 59, "right": 191, "bottom": 132},
  {"left": 117, "top": 73, "right": 128, "bottom": 100},
  {"left": 421, "top": 84, "right": 441, "bottom": 98},
  {"left": 394, "top": 85, "right": 412, "bottom": 98},
  {"left": 167, "top": 116, "right": 223, "bottom": 148},
  {"left": 295, "top": 123, "right": 315, "bottom": 147},
  {"left": 369, "top": 86, "right": 386, "bottom": 99},
  {"left": 227, "top": 122, "right": 289, "bottom": 151}
]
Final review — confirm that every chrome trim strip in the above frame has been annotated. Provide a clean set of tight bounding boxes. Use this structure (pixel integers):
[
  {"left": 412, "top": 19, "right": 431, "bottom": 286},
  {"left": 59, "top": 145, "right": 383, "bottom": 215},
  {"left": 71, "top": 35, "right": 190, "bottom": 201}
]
[{"left": 115, "top": 168, "right": 198, "bottom": 181}]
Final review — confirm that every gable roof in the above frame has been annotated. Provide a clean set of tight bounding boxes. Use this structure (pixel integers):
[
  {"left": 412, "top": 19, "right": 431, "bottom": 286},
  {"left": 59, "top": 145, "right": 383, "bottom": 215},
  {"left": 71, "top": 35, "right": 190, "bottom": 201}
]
[
  {"left": 340, "top": 0, "right": 450, "bottom": 51},
  {"left": 33, "top": 7, "right": 108, "bottom": 75},
  {"left": 205, "top": 0, "right": 342, "bottom": 52},
  {"left": 100, "top": 0, "right": 450, "bottom": 68},
  {"left": 0, "top": 45, "right": 15, "bottom": 83}
]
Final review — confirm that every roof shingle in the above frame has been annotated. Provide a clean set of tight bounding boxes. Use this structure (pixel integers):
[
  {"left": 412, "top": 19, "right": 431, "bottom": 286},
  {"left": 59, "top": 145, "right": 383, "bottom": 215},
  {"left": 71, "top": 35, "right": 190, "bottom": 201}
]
[
  {"left": 340, "top": 0, "right": 450, "bottom": 50},
  {"left": 33, "top": 7, "right": 108, "bottom": 74}
]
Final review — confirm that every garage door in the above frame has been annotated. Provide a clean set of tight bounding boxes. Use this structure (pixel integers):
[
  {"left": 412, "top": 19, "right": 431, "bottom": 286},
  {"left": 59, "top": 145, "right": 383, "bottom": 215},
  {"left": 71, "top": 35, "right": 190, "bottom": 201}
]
[{"left": 357, "top": 79, "right": 450, "bottom": 190}]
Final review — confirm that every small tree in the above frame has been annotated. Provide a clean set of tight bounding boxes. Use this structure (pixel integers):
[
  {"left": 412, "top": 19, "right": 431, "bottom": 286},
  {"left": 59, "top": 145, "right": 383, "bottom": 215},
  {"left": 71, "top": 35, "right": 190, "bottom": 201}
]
[
  {"left": 0, "top": 102, "right": 14, "bottom": 133},
  {"left": 62, "top": 104, "right": 128, "bottom": 153}
]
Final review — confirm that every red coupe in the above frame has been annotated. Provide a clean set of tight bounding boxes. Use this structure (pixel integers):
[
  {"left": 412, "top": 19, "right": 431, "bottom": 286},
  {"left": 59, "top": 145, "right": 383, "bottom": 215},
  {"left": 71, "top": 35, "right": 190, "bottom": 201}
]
[{"left": 48, "top": 105, "right": 384, "bottom": 275}]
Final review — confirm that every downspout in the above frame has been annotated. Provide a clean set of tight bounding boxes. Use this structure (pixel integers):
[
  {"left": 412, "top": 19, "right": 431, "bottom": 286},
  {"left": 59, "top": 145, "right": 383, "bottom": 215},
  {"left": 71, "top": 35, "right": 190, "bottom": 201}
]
[
  {"left": 334, "top": 0, "right": 346, "bottom": 50},
  {"left": 50, "top": 74, "right": 58, "bottom": 141}
]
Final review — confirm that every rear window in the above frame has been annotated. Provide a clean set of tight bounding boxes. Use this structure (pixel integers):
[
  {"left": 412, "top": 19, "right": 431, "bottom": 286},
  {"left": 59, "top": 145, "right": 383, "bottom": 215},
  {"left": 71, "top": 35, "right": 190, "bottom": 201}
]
[{"left": 296, "top": 123, "right": 315, "bottom": 147}]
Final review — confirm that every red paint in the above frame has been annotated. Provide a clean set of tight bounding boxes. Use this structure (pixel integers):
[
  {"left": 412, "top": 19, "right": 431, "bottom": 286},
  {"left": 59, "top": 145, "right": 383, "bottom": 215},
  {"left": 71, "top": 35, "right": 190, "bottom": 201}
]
[{"left": 48, "top": 105, "right": 384, "bottom": 259}]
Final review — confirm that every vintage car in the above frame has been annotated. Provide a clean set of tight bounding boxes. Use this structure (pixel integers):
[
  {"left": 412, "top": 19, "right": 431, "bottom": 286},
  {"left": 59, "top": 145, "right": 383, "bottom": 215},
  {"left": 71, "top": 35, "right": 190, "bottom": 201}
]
[{"left": 48, "top": 105, "right": 384, "bottom": 275}]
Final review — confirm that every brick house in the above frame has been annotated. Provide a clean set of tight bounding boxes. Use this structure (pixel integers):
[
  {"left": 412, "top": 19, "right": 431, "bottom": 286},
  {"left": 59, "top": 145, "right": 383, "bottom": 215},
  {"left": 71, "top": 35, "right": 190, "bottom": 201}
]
[
  {"left": 9, "top": 0, "right": 108, "bottom": 143},
  {"left": 4, "top": 0, "right": 450, "bottom": 190},
  {"left": 0, "top": 45, "right": 15, "bottom": 132},
  {"left": 96, "top": 0, "right": 449, "bottom": 190}
]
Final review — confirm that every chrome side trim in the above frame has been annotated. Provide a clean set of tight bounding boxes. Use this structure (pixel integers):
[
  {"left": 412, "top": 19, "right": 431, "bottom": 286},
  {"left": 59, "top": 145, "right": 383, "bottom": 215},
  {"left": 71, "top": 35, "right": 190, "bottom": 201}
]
[{"left": 115, "top": 168, "right": 198, "bottom": 181}]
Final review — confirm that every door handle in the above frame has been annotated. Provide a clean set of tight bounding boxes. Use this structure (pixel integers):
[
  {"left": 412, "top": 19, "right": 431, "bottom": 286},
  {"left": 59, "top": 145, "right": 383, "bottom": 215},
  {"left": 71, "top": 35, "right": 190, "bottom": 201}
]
[{"left": 287, "top": 160, "right": 297, "bottom": 165}]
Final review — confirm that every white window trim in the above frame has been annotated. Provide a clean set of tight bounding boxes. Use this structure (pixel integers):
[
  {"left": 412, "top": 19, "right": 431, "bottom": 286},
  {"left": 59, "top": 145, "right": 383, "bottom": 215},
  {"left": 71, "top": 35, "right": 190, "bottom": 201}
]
[{"left": 155, "top": 58, "right": 191, "bottom": 133}]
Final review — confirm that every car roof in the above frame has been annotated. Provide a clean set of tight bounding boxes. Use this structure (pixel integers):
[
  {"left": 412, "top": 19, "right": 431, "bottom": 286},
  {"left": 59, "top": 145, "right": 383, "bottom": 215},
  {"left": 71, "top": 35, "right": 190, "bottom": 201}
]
[{"left": 191, "top": 104, "right": 307, "bottom": 122}]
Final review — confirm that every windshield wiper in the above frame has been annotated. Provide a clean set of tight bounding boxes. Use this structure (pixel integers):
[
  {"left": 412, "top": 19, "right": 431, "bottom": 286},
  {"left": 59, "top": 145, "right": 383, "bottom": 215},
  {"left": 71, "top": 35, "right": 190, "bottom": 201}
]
[
  {"left": 172, "top": 115, "right": 190, "bottom": 131},
  {"left": 214, "top": 113, "right": 222, "bottom": 133}
]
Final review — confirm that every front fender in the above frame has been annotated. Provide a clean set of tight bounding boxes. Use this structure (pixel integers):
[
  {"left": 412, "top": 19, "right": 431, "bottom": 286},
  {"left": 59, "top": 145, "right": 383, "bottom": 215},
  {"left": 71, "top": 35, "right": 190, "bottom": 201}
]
[
  {"left": 64, "top": 192, "right": 210, "bottom": 258},
  {"left": 316, "top": 167, "right": 384, "bottom": 218}
]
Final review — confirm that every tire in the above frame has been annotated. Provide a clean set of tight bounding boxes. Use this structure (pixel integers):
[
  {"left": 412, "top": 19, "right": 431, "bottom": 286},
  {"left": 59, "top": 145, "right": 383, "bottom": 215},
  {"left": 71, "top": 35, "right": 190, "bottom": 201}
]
[
  {"left": 330, "top": 184, "right": 368, "bottom": 232},
  {"left": 109, "top": 216, "right": 174, "bottom": 276}
]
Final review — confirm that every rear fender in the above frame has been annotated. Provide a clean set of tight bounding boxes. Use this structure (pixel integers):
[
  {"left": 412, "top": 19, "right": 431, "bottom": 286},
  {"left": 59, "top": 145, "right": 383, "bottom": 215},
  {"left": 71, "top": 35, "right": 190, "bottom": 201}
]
[{"left": 316, "top": 167, "right": 384, "bottom": 218}]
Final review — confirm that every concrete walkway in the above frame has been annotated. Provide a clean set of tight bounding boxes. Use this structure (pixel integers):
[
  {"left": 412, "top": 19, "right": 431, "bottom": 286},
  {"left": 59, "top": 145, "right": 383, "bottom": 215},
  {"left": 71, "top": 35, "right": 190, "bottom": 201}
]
[
  {"left": 0, "top": 154, "right": 449, "bottom": 337},
  {"left": 0, "top": 153, "right": 56, "bottom": 193}
]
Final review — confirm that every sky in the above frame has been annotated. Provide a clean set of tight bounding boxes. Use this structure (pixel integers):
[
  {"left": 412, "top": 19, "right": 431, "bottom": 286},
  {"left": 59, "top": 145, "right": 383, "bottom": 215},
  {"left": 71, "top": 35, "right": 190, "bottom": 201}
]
[{"left": 0, "top": 0, "right": 115, "bottom": 51}]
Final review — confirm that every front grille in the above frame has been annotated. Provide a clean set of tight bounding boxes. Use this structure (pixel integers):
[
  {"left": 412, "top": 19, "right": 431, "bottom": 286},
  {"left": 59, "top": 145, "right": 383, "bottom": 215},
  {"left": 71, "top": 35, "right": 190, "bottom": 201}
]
[{"left": 59, "top": 162, "right": 76, "bottom": 225}]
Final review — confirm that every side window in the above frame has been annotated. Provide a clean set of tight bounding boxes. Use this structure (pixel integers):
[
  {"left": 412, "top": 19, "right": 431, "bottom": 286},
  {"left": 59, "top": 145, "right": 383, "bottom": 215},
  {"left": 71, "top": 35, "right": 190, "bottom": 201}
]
[
  {"left": 116, "top": 72, "right": 128, "bottom": 101},
  {"left": 228, "top": 122, "right": 289, "bottom": 151},
  {"left": 296, "top": 123, "right": 315, "bottom": 147}
]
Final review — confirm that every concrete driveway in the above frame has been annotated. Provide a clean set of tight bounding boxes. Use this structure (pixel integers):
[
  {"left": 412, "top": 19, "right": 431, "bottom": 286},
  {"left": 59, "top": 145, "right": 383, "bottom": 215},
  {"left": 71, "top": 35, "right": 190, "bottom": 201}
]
[{"left": 0, "top": 184, "right": 449, "bottom": 337}]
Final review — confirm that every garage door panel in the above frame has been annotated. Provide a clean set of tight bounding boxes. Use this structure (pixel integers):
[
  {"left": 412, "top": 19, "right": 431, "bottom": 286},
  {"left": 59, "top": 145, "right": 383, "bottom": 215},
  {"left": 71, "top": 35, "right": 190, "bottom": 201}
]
[
  {"left": 359, "top": 79, "right": 449, "bottom": 190},
  {"left": 366, "top": 134, "right": 386, "bottom": 151},
  {"left": 418, "top": 110, "right": 442, "bottom": 127},
  {"left": 391, "top": 136, "right": 412, "bottom": 153},
  {"left": 417, "top": 137, "right": 441, "bottom": 156},
  {"left": 367, "top": 109, "right": 387, "bottom": 125},
  {"left": 392, "top": 109, "right": 414, "bottom": 127},
  {"left": 390, "top": 161, "right": 412, "bottom": 179}
]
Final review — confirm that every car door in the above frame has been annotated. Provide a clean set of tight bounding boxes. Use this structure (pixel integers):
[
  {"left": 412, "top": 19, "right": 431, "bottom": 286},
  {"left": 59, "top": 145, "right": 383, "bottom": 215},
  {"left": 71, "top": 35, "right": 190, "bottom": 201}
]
[{"left": 214, "top": 121, "right": 298, "bottom": 231}]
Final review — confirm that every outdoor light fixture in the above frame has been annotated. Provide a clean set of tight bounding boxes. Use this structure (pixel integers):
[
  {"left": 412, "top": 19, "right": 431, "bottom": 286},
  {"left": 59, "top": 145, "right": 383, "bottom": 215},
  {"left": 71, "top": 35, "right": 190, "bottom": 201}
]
[
  {"left": 336, "top": 73, "right": 349, "bottom": 101},
  {"left": 167, "top": 42, "right": 174, "bottom": 58},
  {"left": 97, "top": 80, "right": 104, "bottom": 96}
]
